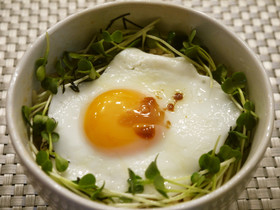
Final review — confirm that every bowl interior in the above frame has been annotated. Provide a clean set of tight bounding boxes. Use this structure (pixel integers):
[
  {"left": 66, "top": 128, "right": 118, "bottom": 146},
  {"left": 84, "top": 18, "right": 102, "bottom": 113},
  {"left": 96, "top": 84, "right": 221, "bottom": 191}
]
[{"left": 7, "top": 2, "right": 274, "bottom": 210}]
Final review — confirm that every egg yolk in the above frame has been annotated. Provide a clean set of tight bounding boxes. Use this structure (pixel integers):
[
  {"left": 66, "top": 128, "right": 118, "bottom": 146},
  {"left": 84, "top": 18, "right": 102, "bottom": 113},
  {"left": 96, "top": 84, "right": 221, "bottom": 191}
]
[{"left": 84, "top": 89, "right": 165, "bottom": 152}]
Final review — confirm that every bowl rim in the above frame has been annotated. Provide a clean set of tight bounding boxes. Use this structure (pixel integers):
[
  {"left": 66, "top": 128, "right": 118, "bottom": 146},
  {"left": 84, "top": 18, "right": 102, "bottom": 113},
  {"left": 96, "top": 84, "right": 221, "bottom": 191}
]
[{"left": 6, "top": 1, "right": 274, "bottom": 209}]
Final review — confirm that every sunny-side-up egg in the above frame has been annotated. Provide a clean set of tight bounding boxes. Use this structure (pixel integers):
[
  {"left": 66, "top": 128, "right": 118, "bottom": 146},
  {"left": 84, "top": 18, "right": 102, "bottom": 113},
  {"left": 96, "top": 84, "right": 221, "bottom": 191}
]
[{"left": 48, "top": 48, "right": 241, "bottom": 194}]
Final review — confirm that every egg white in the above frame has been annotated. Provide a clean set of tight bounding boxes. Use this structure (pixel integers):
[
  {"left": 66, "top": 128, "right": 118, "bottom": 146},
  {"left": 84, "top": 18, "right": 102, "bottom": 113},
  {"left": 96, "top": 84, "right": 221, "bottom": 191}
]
[{"left": 48, "top": 48, "right": 240, "bottom": 194}]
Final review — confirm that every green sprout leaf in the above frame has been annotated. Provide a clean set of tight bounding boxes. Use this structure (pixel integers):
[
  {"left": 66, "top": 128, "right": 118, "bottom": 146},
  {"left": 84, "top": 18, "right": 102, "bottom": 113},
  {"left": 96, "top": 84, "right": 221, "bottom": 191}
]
[
  {"left": 89, "top": 68, "right": 100, "bottom": 80},
  {"left": 111, "top": 30, "right": 123, "bottom": 43},
  {"left": 153, "top": 174, "right": 168, "bottom": 198},
  {"left": 35, "top": 57, "right": 46, "bottom": 69},
  {"left": 145, "top": 156, "right": 168, "bottom": 198},
  {"left": 33, "top": 114, "right": 49, "bottom": 135},
  {"left": 213, "top": 64, "right": 228, "bottom": 84},
  {"left": 33, "top": 114, "right": 48, "bottom": 125},
  {"left": 199, "top": 153, "right": 220, "bottom": 174},
  {"left": 36, "top": 150, "right": 49, "bottom": 165},
  {"left": 221, "top": 72, "right": 247, "bottom": 94},
  {"left": 41, "top": 130, "right": 49, "bottom": 141},
  {"left": 46, "top": 117, "right": 57, "bottom": 133},
  {"left": 145, "top": 156, "right": 160, "bottom": 180},
  {"left": 182, "top": 44, "right": 199, "bottom": 59},
  {"left": 41, "top": 160, "right": 53, "bottom": 173},
  {"left": 166, "top": 31, "right": 185, "bottom": 50},
  {"left": 189, "top": 29, "right": 196, "bottom": 43},
  {"left": 41, "top": 131, "right": 59, "bottom": 143},
  {"left": 56, "top": 60, "right": 66, "bottom": 77},
  {"left": 36, "top": 150, "right": 53, "bottom": 173},
  {"left": 226, "top": 130, "right": 245, "bottom": 149},
  {"left": 91, "top": 183, "right": 105, "bottom": 200},
  {"left": 166, "top": 31, "right": 176, "bottom": 45},
  {"left": 191, "top": 172, "right": 206, "bottom": 187},
  {"left": 77, "top": 59, "right": 99, "bottom": 80},
  {"left": 102, "top": 31, "right": 112, "bottom": 42},
  {"left": 35, "top": 33, "right": 49, "bottom": 83},
  {"left": 127, "top": 168, "right": 144, "bottom": 194},
  {"left": 91, "top": 40, "right": 106, "bottom": 55},
  {"left": 36, "top": 65, "right": 46, "bottom": 82},
  {"left": 244, "top": 100, "right": 255, "bottom": 112},
  {"left": 62, "top": 53, "right": 75, "bottom": 71},
  {"left": 77, "top": 59, "right": 93, "bottom": 72},
  {"left": 217, "top": 145, "right": 241, "bottom": 161},
  {"left": 229, "top": 130, "right": 248, "bottom": 140},
  {"left": 236, "top": 111, "right": 257, "bottom": 130},
  {"left": 55, "top": 152, "right": 69, "bottom": 172},
  {"left": 21, "top": 105, "right": 31, "bottom": 125},
  {"left": 41, "top": 76, "right": 59, "bottom": 94},
  {"left": 78, "top": 174, "right": 97, "bottom": 189},
  {"left": 51, "top": 132, "right": 59, "bottom": 143}
]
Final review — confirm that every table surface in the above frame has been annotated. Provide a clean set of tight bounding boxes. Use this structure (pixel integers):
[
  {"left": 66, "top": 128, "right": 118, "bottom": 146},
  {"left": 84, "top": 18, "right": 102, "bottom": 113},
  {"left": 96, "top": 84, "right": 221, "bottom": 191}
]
[{"left": 0, "top": 0, "right": 280, "bottom": 209}]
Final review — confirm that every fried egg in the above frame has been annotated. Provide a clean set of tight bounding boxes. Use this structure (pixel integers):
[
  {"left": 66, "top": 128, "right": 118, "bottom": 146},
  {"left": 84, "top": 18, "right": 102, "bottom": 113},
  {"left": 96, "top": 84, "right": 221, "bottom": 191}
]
[{"left": 48, "top": 48, "right": 240, "bottom": 194}]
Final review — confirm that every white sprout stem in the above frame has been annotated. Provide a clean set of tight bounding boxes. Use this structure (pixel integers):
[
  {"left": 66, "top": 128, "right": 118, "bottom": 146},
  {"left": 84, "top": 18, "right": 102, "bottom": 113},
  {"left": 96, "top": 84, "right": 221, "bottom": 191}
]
[
  {"left": 102, "top": 189, "right": 164, "bottom": 207},
  {"left": 111, "top": 42, "right": 126, "bottom": 50},
  {"left": 48, "top": 133, "right": 53, "bottom": 154},
  {"left": 165, "top": 178, "right": 190, "bottom": 188},
  {"left": 155, "top": 42, "right": 174, "bottom": 55},
  {"left": 202, "top": 63, "right": 214, "bottom": 88},
  {"left": 29, "top": 119, "right": 38, "bottom": 156},
  {"left": 146, "top": 34, "right": 203, "bottom": 70},
  {"left": 134, "top": 193, "right": 161, "bottom": 199},
  {"left": 166, "top": 175, "right": 191, "bottom": 182},
  {"left": 198, "top": 47, "right": 216, "bottom": 70},
  {"left": 229, "top": 95, "right": 244, "bottom": 111},
  {"left": 165, "top": 178, "right": 209, "bottom": 194},
  {"left": 165, "top": 156, "right": 236, "bottom": 191},
  {"left": 34, "top": 66, "right": 107, "bottom": 103},
  {"left": 64, "top": 75, "right": 89, "bottom": 88},
  {"left": 161, "top": 191, "right": 195, "bottom": 204},
  {"left": 80, "top": 35, "right": 97, "bottom": 54},
  {"left": 216, "top": 162, "right": 231, "bottom": 182},
  {"left": 212, "top": 135, "right": 221, "bottom": 155},
  {"left": 44, "top": 32, "right": 50, "bottom": 60},
  {"left": 211, "top": 174, "right": 217, "bottom": 191},
  {"left": 63, "top": 66, "right": 107, "bottom": 89},
  {"left": 142, "top": 32, "right": 146, "bottom": 50},
  {"left": 198, "top": 157, "right": 236, "bottom": 176},
  {"left": 216, "top": 175, "right": 224, "bottom": 189},
  {"left": 36, "top": 90, "right": 49, "bottom": 99},
  {"left": 237, "top": 126, "right": 247, "bottom": 171},
  {"left": 223, "top": 163, "right": 234, "bottom": 183},
  {"left": 96, "top": 66, "right": 107, "bottom": 73},
  {"left": 30, "top": 105, "right": 45, "bottom": 117},
  {"left": 42, "top": 94, "right": 53, "bottom": 116},
  {"left": 31, "top": 101, "right": 47, "bottom": 110},
  {"left": 238, "top": 87, "right": 246, "bottom": 105},
  {"left": 49, "top": 172, "right": 90, "bottom": 199},
  {"left": 103, "top": 19, "right": 160, "bottom": 56},
  {"left": 205, "top": 157, "right": 236, "bottom": 191},
  {"left": 110, "top": 203, "right": 145, "bottom": 208}
]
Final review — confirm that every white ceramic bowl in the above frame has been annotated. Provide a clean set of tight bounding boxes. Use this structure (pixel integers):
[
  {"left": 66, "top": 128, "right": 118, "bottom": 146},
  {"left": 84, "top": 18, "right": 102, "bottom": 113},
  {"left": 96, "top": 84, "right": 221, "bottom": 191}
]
[{"left": 6, "top": 2, "right": 274, "bottom": 210}]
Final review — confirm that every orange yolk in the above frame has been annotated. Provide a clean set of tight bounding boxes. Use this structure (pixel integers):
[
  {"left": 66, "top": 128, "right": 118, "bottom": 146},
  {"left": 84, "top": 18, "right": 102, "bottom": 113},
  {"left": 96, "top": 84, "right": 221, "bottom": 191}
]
[{"left": 83, "top": 89, "right": 165, "bottom": 152}]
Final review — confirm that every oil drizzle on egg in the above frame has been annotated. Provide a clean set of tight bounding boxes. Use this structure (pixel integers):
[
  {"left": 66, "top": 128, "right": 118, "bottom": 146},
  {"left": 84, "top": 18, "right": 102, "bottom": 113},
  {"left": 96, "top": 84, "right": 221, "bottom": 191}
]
[{"left": 166, "top": 92, "right": 184, "bottom": 112}]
